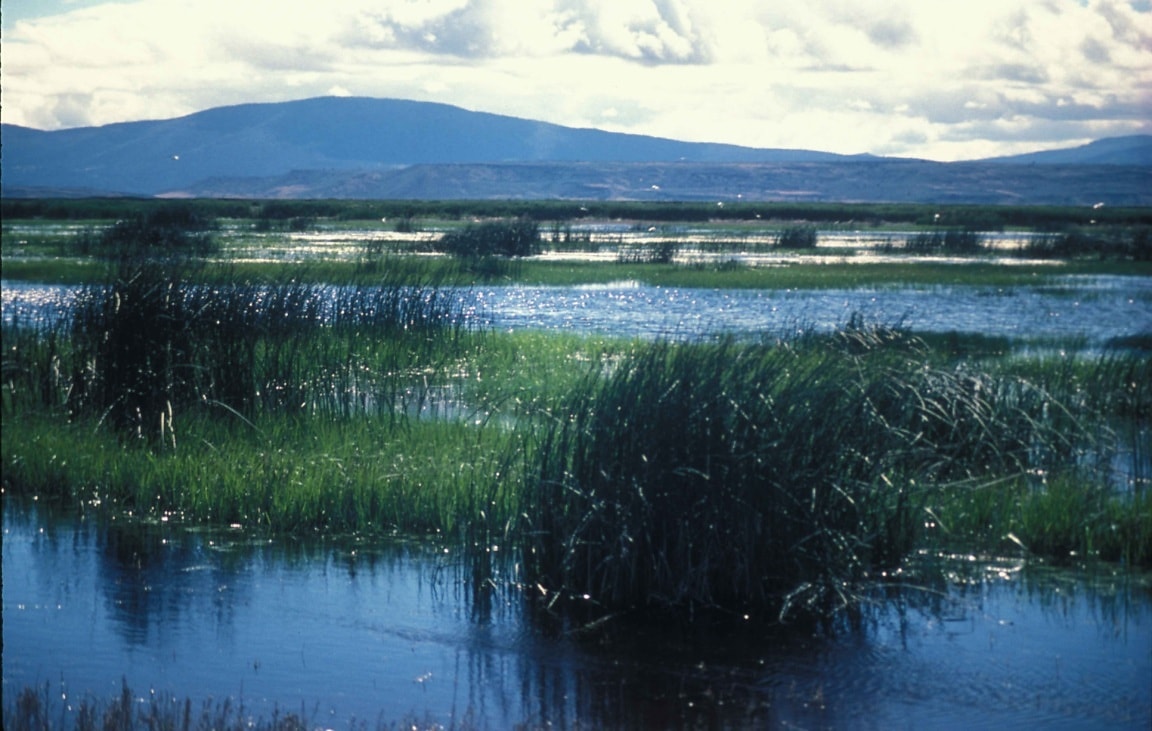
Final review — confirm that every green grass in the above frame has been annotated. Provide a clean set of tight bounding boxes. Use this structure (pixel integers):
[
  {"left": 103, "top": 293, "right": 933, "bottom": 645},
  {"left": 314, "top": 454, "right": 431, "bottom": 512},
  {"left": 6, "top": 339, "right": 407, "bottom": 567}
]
[
  {"left": 928, "top": 476, "right": 1152, "bottom": 566},
  {"left": 510, "top": 259, "right": 1152, "bottom": 289},
  {"left": 7, "top": 197, "right": 1151, "bottom": 227},
  {"left": 5, "top": 252, "right": 1149, "bottom": 303},
  {"left": 1, "top": 410, "right": 518, "bottom": 537},
  {"left": 515, "top": 325, "right": 1149, "bottom": 620},
  {"left": 3, "top": 221, "right": 1150, "bottom": 623},
  {"left": 6, "top": 210, "right": 1152, "bottom": 289}
]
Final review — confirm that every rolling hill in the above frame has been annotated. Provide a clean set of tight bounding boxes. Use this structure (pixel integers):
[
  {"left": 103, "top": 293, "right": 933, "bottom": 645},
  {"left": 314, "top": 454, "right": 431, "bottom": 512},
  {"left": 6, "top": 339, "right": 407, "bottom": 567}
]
[{"left": 2, "top": 96, "right": 1150, "bottom": 204}]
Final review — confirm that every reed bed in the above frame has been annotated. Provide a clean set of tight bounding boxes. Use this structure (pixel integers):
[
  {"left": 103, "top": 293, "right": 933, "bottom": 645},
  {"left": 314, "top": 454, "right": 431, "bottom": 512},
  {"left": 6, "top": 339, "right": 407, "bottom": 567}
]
[
  {"left": 517, "top": 325, "right": 1137, "bottom": 621},
  {"left": 3, "top": 257, "right": 1150, "bottom": 622},
  {"left": 52, "top": 259, "right": 473, "bottom": 436}
]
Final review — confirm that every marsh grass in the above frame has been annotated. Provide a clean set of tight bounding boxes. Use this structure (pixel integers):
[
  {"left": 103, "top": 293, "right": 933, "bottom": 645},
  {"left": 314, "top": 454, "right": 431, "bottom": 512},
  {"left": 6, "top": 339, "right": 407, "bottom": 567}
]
[
  {"left": 616, "top": 241, "right": 679, "bottom": 264},
  {"left": 1019, "top": 225, "right": 1152, "bottom": 261},
  {"left": 775, "top": 225, "right": 819, "bottom": 249},
  {"left": 5, "top": 679, "right": 370, "bottom": 731},
  {"left": 904, "top": 228, "right": 984, "bottom": 254},
  {"left": 517, "top": 323, "right": 1130, "bottom": 621},
  {"left": 4, "top": 254, "right": 1150, "bottom": 623},
  {"left": 1, "top": 407, "right": 519, "bottom": 537},
  {"left": 57, "top": 259, "right": 472, "bottom": 438},
  {"left": 929, "top": 475, "right": 1152, "bottom": 566},
  {"left": 507, "top": 259, "right": 1152, "bottom": 290}
]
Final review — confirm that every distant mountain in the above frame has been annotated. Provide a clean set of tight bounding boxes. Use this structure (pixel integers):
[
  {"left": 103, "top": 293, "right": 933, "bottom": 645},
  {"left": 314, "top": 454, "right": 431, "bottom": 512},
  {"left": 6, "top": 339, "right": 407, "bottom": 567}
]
[
  {"left": 2, "top": 96, "right": 1150, "bottom": 204},
  {"left": 978, "top": 135, "right": 1152, "bottom": 165},
  {"left": 1, "top": 96, "right": 865, "bottom": 196},
  {"left": 160, "top": 160, "right": 1152, "bottom": 206}
]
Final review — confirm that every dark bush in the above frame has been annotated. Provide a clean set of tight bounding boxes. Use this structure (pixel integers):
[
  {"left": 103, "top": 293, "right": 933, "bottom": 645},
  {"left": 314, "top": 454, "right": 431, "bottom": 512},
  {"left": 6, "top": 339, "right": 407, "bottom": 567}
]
[
  {"left": 437, "top": 218, "right": 541, "bottom": 258},
  {"left": 1019, "top": 226, "right": 1151, "bottom": 260},
  {"left": 905, "top": 229, "right": 983, "bottom": 254},
  {"left": 616, "top": 241, "right": 679, "bottom": 264},
  {"left": 82, "top": 205, "right": 218, "bottom": 259},
  {"left": 775, "top": 226, "right": 818, "bottom": 249}
]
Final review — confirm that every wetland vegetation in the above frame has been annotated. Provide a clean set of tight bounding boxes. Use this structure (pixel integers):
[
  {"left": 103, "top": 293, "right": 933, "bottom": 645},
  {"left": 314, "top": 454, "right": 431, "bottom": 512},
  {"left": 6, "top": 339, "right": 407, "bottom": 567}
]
[{"left": 3, "top": 198, "right": 1151, "bottom": 727}]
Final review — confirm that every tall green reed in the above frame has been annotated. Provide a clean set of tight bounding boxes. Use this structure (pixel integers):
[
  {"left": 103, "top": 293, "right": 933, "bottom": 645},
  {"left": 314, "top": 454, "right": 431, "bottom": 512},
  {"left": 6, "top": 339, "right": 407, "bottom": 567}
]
[
  {"left": 56, "top": 258, "right": 472, "bottom": 439},
  {"left": 519, "top": 325, "right": 1104, "bottom": 621}
]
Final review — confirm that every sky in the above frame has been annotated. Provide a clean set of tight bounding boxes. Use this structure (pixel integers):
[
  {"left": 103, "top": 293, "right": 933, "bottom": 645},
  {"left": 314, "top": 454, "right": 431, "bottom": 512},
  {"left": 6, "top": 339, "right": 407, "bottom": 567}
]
[{"left": 2, "top": 0, "right": 1150, "bottom": 161}]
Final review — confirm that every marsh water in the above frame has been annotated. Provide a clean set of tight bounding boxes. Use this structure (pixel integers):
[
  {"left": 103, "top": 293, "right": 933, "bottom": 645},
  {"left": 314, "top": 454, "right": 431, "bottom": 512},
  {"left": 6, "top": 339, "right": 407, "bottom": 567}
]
[
  {"left": 4, "top": 274, "right": 1152, "bottom": 345},
  {"left": 4, "top": 273, "right": 1152, "bottom": 728},
  {"left": 5, "top": 500, "right": 1151, "bottom": 729}
]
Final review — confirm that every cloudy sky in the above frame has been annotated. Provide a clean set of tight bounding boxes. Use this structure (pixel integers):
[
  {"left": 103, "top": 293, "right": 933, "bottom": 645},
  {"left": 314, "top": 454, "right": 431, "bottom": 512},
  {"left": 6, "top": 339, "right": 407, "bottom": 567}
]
[{"left": 3, "top": 0, "right": 1150, "bottom": 161}]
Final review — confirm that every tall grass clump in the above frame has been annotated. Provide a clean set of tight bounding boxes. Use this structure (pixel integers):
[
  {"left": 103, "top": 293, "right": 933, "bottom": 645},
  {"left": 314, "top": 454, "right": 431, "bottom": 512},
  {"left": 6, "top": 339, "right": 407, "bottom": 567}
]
[
  {"left": 437, "top": 218, "right": 541, "bottom": 258},
  {"left": 74, "top": 204, "right": 219, "bottom": 259},
  {"left": 905, "top": 228, "right": 984, "bottom": 254},
  {"left": 775, "top": 225, "right": 818, "bottom": 249},
  {"left": 519, "top": 327, "right": 1093, "bottom": 622},
  {"left": 1018, "top": 225, "right": 1152, "bottom": 261},
  {"left": 4, "top": 679, "right": 316, "bottom": 731},
  {"left": 59, "top": 258, "right": 472, "bottom": 439},
  {"left": 616, "top": 241, "right": 679, "bottom": 264}
]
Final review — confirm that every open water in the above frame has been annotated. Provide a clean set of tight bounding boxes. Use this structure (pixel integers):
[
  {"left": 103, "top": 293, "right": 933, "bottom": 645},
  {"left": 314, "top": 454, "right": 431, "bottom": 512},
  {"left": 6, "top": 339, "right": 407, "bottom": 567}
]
[
  {"left": 4, "top": 501, "right": 1150, "bottom": 729},
  {"left": 4, "top": 275, "right": 1152, "bottom": 346}
]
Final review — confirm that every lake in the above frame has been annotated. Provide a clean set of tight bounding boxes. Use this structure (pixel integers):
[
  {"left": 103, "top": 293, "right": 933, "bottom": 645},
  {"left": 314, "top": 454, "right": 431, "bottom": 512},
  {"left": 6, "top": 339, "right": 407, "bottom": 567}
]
[{"left": 4, "top": 499, "right": 1151, "bottom": 729}]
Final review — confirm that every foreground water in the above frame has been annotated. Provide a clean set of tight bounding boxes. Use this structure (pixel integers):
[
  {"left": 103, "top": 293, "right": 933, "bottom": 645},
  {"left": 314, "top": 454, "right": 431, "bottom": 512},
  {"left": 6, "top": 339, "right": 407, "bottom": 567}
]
[
  {"left": 4, "top": 501, "right": 1150, "bottom": 729},
  {"left": 5, "top": 274, "right": 1152, "bottom": 345}
]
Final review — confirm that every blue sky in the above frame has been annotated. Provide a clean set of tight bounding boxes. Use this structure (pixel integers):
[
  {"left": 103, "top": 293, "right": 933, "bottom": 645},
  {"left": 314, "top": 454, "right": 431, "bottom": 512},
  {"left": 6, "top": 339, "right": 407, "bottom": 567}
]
[
  {"left": 3, "top": 0, "right": 107, "bottom": 25},
  {"left": 3, "top": 0, "right": 1149, "bottom": 161}
]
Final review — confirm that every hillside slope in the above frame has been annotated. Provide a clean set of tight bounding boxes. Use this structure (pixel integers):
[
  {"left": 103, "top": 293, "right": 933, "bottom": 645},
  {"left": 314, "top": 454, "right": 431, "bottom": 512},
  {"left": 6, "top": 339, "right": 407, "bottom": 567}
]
[
  {"left": 3, "top": 96, "right": 1149, "bottom": 203},
  {"left": 1, "top": 96, "right": 862, "bottom": 196}
]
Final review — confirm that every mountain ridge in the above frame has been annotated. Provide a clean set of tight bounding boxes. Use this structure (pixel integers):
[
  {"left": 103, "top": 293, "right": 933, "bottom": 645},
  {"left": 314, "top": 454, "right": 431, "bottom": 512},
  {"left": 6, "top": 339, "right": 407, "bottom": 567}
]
[{"left": 3, "top": 96, "right": 1150, "bottom": 203}]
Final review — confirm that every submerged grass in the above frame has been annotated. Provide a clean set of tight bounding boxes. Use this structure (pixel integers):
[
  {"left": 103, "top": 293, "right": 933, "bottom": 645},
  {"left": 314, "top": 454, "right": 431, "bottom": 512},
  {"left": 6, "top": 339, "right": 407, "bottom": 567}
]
[{"left": 3, "top": 679, "right": 452, "bottom": 731}]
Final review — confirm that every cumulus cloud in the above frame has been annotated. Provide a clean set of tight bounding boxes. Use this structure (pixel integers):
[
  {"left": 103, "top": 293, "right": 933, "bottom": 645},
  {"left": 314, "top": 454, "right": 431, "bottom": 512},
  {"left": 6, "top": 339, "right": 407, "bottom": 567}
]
[
  {"left": 2, "top": 0, "right": 1149, "bottom": 160},
  {"left": 343, "top": 0, "right": 713, "bottom": 62}
]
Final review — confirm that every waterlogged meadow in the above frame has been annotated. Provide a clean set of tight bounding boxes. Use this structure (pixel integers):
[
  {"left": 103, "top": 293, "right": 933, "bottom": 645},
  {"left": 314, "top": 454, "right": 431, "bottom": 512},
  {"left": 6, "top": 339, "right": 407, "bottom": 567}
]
[{"left": 3, "top": 200, "right": 1151, "bottom": 728}]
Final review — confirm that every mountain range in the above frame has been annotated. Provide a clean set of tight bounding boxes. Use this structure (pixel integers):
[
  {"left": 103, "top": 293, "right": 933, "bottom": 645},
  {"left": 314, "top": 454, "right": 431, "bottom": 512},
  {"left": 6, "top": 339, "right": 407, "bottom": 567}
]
[{"left": 3, "top": 96, "right": 1150, "bottom": 205}]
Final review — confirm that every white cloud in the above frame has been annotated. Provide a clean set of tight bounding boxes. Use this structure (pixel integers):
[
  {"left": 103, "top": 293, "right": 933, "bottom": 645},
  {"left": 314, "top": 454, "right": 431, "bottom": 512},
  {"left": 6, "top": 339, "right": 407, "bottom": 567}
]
[{"left": 2, "top": 0, "right": 1149, "bottom": 160}]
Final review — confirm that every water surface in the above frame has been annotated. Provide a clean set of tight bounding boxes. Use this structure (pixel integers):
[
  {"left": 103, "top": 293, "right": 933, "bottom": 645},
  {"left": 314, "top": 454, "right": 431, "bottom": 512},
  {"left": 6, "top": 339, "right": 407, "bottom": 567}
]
[
  {"left": 5, "top": 275, "right": 1151, "bottom": 345},
  {"left": 4, "top": 502, "right": 1150, "bottom": 729}
]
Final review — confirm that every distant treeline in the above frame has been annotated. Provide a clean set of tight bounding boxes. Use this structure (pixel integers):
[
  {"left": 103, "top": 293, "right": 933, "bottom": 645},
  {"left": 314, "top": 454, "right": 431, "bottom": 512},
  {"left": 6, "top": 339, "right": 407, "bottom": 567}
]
[{"left": 4, "top": 197, "right": 1151, "bottom": 228}]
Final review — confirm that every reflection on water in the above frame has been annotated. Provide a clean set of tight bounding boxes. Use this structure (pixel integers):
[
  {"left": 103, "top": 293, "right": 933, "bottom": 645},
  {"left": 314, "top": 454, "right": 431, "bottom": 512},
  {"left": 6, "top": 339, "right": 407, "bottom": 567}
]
[
  {"left": 6, "top": 275, "right": 1152, "bottom": 346},
  {"left": 468, "top": 276, "right": 1152, "bottom": 345},
  {"left": 4, "top": 501, "right": 1150, "bottom": 729}
]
